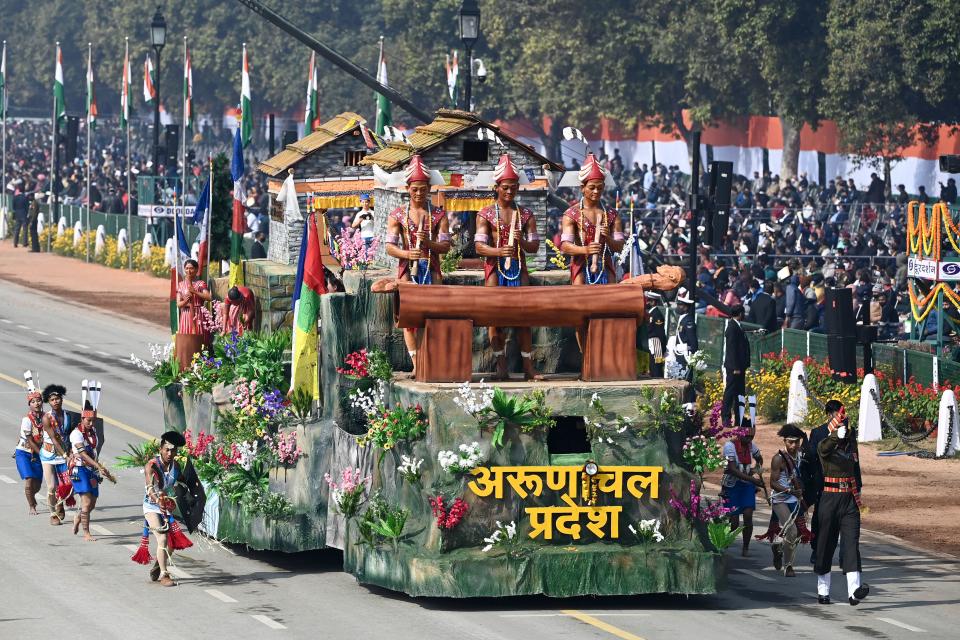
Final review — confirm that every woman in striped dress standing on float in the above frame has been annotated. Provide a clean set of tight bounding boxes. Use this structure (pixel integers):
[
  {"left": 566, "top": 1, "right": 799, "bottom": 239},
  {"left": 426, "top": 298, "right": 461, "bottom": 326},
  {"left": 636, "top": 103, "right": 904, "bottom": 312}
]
[{"left": 175, "top": 259, "right": 212, "bottom": 370}]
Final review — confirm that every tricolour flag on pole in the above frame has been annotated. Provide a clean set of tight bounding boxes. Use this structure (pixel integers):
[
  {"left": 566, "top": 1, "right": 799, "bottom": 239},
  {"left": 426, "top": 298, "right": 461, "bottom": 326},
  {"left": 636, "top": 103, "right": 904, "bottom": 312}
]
[
  {"left": 291, "top": 212, "right": 328, "bottom": 400},
  {"left": 86, "top": 46, "right": 97, "bottom": 129},
  {"left": 229, "top": 127, "right": 246, "bottom": 286},
  {"left": 192, "top": 176, "right": 210, "bottom": 275},
  {"left": 54, "top": 44, "right": 66, "bottom": 125},
  {"left": 168, "top": 204, "right": 193, "bottom": 334},
  {"left": 120, "top": 41, "right": 130, "bottom": 129},
  {"left": 240, "top": 44, "right": 252, "bottom": 148},
  {"left": 143, "top": 54, "right": 156, "bottom": 106},
  {"left": 445, "top": 51, "right": 459, "bottom": 109},
  {"left": 183, "top": 44, "right": 193, "bottom": 132},
  {"left": 304, "top": 51, "right": 318, "bottom": 136},
  {"left": 1, "top": 41, "right": 6, "bottom": 120},
  {"left": 374, "top": 37, "right": 391, "bottom": 137}
]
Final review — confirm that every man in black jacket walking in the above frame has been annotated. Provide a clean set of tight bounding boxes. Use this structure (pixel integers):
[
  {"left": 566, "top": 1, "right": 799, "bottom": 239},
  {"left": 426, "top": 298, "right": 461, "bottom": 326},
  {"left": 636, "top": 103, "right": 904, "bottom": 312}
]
[
  {"left": 747, "top": 280, "right": 778, "bottom": 332},
  {"left": 722, "top": 305, "right": 750, "bottom": 426}
]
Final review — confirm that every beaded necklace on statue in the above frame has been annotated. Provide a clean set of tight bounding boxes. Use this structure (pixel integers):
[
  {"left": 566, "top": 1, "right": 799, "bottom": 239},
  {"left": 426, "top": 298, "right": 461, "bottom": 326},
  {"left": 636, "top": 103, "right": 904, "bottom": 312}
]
[
  {"left": 404, "top": 200, "right": 433, "bottom": 285},
  {"left": 494, "top": 203, "right": 521, "bottom": 285},
  {"left": 578, "top": 198, "right": 609, "bottom": 285}
]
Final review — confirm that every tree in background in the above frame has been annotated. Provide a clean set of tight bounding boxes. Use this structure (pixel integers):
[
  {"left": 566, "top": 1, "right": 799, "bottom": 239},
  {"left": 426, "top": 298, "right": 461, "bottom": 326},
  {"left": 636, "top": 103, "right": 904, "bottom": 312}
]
[{"left": 717, "top": 0, "right": 827, "bottom": 181}]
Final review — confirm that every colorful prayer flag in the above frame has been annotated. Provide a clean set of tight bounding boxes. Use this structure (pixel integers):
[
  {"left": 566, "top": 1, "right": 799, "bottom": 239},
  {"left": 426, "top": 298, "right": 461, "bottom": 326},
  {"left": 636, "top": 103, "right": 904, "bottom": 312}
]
[
  {"left": 291, "top": 212, "right": 328, "bottom": 400},
  {"left": 229, "top": 127, "right": 246, "bottom": 286}
]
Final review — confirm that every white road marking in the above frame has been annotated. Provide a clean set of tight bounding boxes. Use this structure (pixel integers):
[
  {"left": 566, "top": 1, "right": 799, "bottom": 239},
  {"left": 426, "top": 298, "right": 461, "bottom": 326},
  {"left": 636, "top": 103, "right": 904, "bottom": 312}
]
[
  {"left": 0, "top": 474, "right": 17, "bottom": 484},
  {"left": 90, "top": 524, "right": 114, "bottom": 536},
  {"left": 96, "top": 350, "right": 111, "bottom": 357},
  {"left": 0, "top": 319, "right": 12, "bottom": 323},
  {"left": 55, "top": 337, "right": 68, "bottom": 342},
  {"left": 168, "top": 566, "right": 193, "bottom": 579},
  {"left": 35, "top": 330, "right": 49, "bottom": 336},
  {"left": 500, "top": 613, "right": 651, "bottom": 618},
  {"left": 75, "top": 343, "right": 90, "bottom": 349},
  {"left": 205, "top": 589, "right": 238, "bottom": 603},
  {"left": 877, "top": 618, "right": 926, "bottom": 633},
  {"left": 251, "top": 615, "right": 286, "bottom": 630},
  {"left": 734, "top": 568, "right": 775, "bottom": 582},
  {"left": 16, "top": 324, "right": 28, "bottom": 329}
]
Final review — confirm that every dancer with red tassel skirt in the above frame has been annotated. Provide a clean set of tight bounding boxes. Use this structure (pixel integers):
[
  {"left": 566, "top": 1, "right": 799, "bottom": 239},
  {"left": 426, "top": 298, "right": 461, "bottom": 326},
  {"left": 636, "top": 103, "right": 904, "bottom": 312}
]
[
  {"left": 132, "top": 431, "right": 192, "bottom": 587},
  {"left": 69, "top": 381, "right": 116, "bottom": 541}
]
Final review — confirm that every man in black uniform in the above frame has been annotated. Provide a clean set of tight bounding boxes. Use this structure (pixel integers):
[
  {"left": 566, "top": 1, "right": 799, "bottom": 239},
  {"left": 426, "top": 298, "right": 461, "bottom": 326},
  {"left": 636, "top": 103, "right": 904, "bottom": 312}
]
[
  {"left": 645, "top": 292, "right": 666, "bottom": 378},
  {"left": 722, "top": 305, "right": 750, "bottom": 426},
  {"left": 814, "top": 404, "right": 869, "bottom": 605}
]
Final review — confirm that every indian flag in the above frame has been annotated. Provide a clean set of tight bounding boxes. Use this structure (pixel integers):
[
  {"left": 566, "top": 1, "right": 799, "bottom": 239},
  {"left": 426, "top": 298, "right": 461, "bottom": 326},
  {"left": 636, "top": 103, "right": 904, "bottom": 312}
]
[
  {"left": 229, "top": 127, "right": 246, "bottom": 287},
  {"left": 183, "top": 41, "right": 193, "bottom": 132},
  {"left": 1, "top": 41, "right": 6, "bottom": 120},
  {"left": 144, "top": 54, "right": 156, "bottom": 106},
  {"left": 86, "top": 45, "right": 97, "bottom": 129},
  {"left": 54, "top": 43, "right": 66, "bottom": 126},
  {"left": 374, "top": 38, "right": 391, "bottom": 137},
  {"left": 304, "top": 51, "right": 318, "bottom": 135},
  {"left": 445, "top": 51, "right": 459, "bottom": 109},
  {"left": 120, "top": 39, "right": 130, "bottom": 129},
  {"left": 240, "top": 44, "right": 252, "bottom": 148},
  {"left": 291, "top": 212, "right": 328, "bottom": 400}
]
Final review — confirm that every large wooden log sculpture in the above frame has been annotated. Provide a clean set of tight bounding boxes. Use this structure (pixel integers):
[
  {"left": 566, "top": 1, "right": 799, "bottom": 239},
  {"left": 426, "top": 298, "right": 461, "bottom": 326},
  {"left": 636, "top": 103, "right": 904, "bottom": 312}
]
[{"left": 372, "top": 265, "right": 684, "bottom": 382}]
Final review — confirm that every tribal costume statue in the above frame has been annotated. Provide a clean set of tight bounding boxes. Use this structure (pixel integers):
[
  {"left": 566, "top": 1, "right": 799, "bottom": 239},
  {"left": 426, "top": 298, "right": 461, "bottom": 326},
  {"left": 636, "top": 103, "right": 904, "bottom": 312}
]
[
  {"left": 68, "top": 380, "right": 115, "bottom": 541},
  {"left": 384, "top": 155, "right": 451, "bottom": 371},
  {"left": 14, "top": 371, "right": 44, "bottom": 514},
  {"left": 474, "top": 153, "right": 542, "bottom": 380},
  {"left": 560, "top": 154, "right": 624, "bottom": 286},
  {"left": 40, "top": 383, "right": 73, "bottom": 524},
  {"left": 133, "top": 431, "right": 192, "bottom": 587}
]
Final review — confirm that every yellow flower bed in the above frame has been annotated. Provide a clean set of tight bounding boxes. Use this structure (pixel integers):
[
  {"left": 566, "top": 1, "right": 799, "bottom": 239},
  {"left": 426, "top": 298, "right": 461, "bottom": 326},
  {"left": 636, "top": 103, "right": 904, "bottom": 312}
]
[{"left": 38, "top": 226, "right": 169, "bottom": 278}]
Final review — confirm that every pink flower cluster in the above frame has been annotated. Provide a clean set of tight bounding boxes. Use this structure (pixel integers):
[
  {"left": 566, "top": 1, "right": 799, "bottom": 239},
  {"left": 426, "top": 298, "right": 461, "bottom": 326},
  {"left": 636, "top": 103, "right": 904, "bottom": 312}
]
[
  {"left": 265, "top": 430, "right": 303, "bottom": 466},
  {"left": 702, "top": 401, "right": 751, "bottom": 440},
  {"left": 337, "top": 349, "right": 370, "bottom": 379},
  {"left": 429, "top": 495, "right": 469, "bottom": 530},
  {"left": 197, "top": 305, "right": 219, "bottom": 334},
  {"left": 669, "top": 479, "right": 731, "bottom": 523},
  {"left": 183, "top": 429, "right": 215, "bottom": 459},
  {"left": 324, "top": 467, "right": 370, "bottom": 493},
  {"left": 333, "top": 228, "right": 380, "bottom": 270},
  {"left": 232, "top": 378, "right": 259, "bottom": 411}
]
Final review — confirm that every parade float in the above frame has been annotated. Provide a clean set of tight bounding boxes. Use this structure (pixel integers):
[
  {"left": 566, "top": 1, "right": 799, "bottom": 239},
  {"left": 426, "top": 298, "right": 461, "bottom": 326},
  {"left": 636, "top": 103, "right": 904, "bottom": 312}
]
[{"left": 130, "top": 110, "right": 730, "bottom": 597}]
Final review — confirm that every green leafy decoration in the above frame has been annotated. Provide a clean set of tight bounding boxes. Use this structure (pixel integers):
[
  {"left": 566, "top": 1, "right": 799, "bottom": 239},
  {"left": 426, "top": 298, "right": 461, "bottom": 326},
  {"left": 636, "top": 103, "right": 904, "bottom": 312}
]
[{"left": 707, "top": 521, "right": 744, "bottom": 553}]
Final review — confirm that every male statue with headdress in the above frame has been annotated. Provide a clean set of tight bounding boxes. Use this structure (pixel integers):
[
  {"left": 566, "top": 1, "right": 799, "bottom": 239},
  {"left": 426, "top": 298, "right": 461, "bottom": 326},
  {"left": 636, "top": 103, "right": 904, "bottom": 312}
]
[
  {"left": 474, "top": 153, "right": 542, "bottom": 380},
  {"left": 384, "top": 155, "right": 451, "bottom": 373}
]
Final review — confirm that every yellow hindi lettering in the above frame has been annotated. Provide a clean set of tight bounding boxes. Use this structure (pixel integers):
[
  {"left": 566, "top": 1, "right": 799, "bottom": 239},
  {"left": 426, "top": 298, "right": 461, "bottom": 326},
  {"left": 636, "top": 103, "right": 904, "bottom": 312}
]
[
  {"left": 595, "top": 467, "right": 626, "bottom": 499},
  {"left": 504, "top": 467, "right": 545, "bottom": 499},
  {"left": 468, "top": 467, "right": 506, "bottom": 499},
  {"left": 624, "top": 466, "right": 662, "bottom": 499},
  {"left": 545, "top": 466, "right": 579, "bottom": 498},
  {"left": 527, "top": 506, "right": 557, "bottom": 540},
  {"left": 586, "top": 505, "right": 622, "bottom": 539},
  {"left": 554, "top": 494, "right": 583, "bottom": 539}
]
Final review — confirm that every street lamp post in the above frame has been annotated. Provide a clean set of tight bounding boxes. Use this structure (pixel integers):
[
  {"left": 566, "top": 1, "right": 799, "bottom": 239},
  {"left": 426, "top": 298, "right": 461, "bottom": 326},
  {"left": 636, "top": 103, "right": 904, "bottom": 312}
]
[
  {"left": 150, "top": 7, "right": 166, "bottom": 178},
  {"left": 458, "top": 0, "right": 480, "bottom": 111}
]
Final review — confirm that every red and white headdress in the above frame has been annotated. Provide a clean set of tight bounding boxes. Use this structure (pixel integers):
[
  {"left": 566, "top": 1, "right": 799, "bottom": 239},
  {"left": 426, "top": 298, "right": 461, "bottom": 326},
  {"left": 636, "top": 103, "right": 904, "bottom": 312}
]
[
  {"left": 24, "top": 370, "right": 41, "bottom": 403},
  {"left": 404, "top": 155, "right": 431, "bottom": 184},
  {"left": 493, "top": 153, "right": 519, "bottom": 183},
  {"left": 577, "top": 153, "right": 608, "bottom": 184},
  {"left": 81, "top": 379, "right": 102, "bottom": 419}
]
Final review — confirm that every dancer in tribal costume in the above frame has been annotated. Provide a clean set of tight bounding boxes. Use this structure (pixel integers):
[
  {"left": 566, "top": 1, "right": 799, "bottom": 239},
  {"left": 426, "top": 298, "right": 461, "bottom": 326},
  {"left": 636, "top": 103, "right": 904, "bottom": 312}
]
[
  {"left": 474, "top": 153, "right": 542, "bottom": 380},
  {"left": 14, "top": 374, "right": 44, "bottom": 514},
  {"left": 68, "top": 383, "right": 115, "bottom": 541},
  {"left": 720, "top": 411, "right": 764, "bottom": 557},
  {"left": 131, "top": 430, "right": 192, "bottom": 587},
  {"left": 40, "top": 383, "right": 72, "bottom": 525},
  {"left": 384, "top": 155, "right": 450, "bottom": 372}
]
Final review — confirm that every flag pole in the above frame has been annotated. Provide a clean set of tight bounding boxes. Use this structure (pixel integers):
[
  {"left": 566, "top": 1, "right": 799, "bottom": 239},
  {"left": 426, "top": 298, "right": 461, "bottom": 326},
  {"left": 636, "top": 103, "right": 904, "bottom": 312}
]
[
  {"left": 1, "top": 41, "right": 6, "bottom": 234},
  {"left": 85, "top": 42, "right": 92, "bottom": 263},
  {"left": 206, "top": 156, "right": 212, "bottom": 284},
  {"left": 125, "top": 37, "right": 132, "bottom": 270},
  {"left": 181, "top": 36, "right": 188, "bottom": 255},
  {"left": 50, "top": 43, "right": 58, "bottom": 251}
]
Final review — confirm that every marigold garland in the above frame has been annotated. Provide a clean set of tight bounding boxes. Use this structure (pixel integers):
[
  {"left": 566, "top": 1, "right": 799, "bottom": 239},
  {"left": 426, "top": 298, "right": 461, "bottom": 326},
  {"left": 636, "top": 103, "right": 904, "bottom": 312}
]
[{"left": 907, "top": 201, "right": 940, "bottom": 259}]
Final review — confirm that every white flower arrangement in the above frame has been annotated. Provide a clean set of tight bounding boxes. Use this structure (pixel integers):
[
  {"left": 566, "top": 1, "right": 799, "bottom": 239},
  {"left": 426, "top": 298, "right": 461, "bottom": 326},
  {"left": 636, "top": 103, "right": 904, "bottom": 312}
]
[
  {"left": 482, "top": 520, "right": 523, "bottom": 556},
  {"left": 438, "top": 442, "right": 483, "bottom": 474},
  {"left": 129, "top": 342, "right": 174, "bottom": 373},
  {"left": 235, "top": 440, "right": 259, "bottom": 471},
  {"left": 396, "top": 455, "right": 424, "bottom": 483},
  {"left": 628, "top": 518, "right": 665, "bottom": 543},
  {"left": 453, "top": 380, "right": 494, "bottom": 417},
  {"left": 686, "top": 350, "right": 708, "bottom": 372},
  {"left": 349, "top": 380, "right": 386, "bottom": 418}
]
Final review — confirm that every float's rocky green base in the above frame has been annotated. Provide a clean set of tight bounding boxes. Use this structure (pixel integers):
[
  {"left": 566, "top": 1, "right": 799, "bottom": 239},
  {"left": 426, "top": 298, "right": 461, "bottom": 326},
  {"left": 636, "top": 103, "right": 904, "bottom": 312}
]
[
  {"left": 345, "top": 543, "right": 724, "bottom": 598},
  {"left": 214, "top": 498, "right": 327, "bottom": 553}
]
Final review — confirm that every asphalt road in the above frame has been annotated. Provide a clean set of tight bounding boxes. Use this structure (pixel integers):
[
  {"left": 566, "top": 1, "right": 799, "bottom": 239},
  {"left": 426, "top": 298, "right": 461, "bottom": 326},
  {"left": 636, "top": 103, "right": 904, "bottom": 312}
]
[{"left": 0, "top": 278, "right": 958, "bottom": 639}]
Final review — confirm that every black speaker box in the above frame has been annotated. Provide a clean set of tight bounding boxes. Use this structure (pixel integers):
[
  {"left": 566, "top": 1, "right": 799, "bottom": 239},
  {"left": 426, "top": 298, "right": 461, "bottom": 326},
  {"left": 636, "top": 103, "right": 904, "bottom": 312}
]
[
  {"left": 165, "top": 125, "right": 180, "bottom": 165},
  {"left": 709, "top": 161, "right": 733, "bottom": 209},
  {"left": 940, "top": 154, "right": 960, "bottom": 173},
  {"left": 64, "top": 116, "right": 80, "bottom": 160},
  {"left": 825, "top": 288, "right": 855, "bottom": 337},
  {"left": 827, "top": 335, "right": 857, "bottom": 382}
]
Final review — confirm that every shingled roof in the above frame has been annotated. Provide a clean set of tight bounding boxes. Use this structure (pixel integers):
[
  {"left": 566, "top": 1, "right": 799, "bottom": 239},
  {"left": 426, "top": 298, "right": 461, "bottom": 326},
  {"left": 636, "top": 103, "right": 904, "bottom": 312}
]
[
  {"left": 359, "top": 109, "right": 563, "bottom": 171},
  {"left": 258, "top": 112, "right": 367, "bottom": 177}
]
